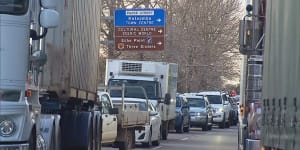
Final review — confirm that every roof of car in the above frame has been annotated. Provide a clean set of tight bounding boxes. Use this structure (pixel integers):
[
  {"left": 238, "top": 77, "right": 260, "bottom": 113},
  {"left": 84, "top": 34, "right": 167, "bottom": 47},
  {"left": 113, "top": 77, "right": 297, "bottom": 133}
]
[
  {"left": 198, "top": 91, "right": 224, "bottom": 95},
  {"left": 182, "top": 93, "right": 204, "bottom": 98}
]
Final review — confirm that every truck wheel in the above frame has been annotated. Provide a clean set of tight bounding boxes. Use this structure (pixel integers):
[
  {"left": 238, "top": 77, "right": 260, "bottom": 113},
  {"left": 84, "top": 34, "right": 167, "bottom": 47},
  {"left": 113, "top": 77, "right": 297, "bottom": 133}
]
[
  {"left": 49, "top": 124, "right": 56, "bottom": 150},
  {"left": 176, "top": 120, "right": 184, "bottom": 133},
  {"left": 119, "top": 130, "right": 133, "bottom": 150},
  {"left": 152, "top": 127, "right": 160, "bottom": 146},
  {"left": 87, "top": 124, "right": 93, "bottom": 150},
  {"left": 162, "top": 122, "right": 168, "bottom": 140},
  {"left": 29, "top": 130, "right": 37, "bottom": 150}
]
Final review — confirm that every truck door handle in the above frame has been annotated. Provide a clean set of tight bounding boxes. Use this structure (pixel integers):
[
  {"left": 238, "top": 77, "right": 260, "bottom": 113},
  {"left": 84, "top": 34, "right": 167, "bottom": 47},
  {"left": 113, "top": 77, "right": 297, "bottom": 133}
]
[{"left": 113, "top": 118, "right": 116, "bottom": 121}]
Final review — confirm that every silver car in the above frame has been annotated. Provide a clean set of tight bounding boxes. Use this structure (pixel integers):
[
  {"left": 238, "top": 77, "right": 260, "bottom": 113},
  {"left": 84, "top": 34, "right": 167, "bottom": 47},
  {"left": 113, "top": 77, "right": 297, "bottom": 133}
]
[{"left": 183, "top": 93, "right": 213, "bottom": 131}]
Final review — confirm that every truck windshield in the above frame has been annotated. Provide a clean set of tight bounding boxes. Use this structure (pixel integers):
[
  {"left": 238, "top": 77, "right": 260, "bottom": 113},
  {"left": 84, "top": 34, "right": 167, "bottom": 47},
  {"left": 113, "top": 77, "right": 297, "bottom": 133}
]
[
  {"left": 206, "top": 95, "right": 222, "bottom": 104},
  {"left": 0, "top": 89, "right": 20, "bottom": 102},
  {"left": 186, "top": 98, "right": 205, "bottom": 108},
  {"left": 108, "top": 79, "right": 160, "bottom": 99},
  {"left": 0, "top": 0, "right": 29, "bottom": 15}
]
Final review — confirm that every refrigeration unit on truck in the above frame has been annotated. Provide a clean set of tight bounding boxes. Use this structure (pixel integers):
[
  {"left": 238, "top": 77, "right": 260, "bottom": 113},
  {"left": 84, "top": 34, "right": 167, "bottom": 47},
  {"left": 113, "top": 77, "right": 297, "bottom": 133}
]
[
  {"left": 105, "top": 59, "right": 178, "bottom": 140},
  {"left": 0, "top": 0, "right": 103, "bottom": 149}
]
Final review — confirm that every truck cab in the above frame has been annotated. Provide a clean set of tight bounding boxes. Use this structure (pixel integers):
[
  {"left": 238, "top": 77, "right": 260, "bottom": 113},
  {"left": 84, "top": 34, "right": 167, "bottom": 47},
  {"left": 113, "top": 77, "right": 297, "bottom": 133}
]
[{"left": 0, "top": 0, "right": 59, "bottom": 149}]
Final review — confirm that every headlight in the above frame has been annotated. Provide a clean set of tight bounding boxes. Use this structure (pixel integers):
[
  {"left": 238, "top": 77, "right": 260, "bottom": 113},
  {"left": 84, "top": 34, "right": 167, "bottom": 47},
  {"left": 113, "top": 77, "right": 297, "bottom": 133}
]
[
  {"left": 196, "top": 112, "right": 206, "bottom": 116},
  {"left": 217, "top": 108, "right": 224, "bottom": 113},
  {"left": 0, "top": 120, "right": 16, "bottom": 137}
]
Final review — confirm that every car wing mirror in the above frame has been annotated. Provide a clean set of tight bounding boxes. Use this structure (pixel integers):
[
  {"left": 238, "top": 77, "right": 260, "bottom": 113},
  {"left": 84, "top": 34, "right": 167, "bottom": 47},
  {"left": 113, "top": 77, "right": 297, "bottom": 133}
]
[
  {"left": 150, "top": 111, "right": 158, "bottom": 116},
  {"left": 224, "top": 101, "right": 229, "bottom": 105}
]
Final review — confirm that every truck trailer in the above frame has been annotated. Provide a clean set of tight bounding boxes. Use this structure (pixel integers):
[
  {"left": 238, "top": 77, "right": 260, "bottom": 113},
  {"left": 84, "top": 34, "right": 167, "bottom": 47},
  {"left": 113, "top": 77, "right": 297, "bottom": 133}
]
[
  {"left": 105, "top": 59, "right": 178, "bottom": 140},
  {"left": 238, "top": 0, "right": 300, "bottom": 150},
  {"left": 0, "top": 0, "right": 102, "bottom": 149}
]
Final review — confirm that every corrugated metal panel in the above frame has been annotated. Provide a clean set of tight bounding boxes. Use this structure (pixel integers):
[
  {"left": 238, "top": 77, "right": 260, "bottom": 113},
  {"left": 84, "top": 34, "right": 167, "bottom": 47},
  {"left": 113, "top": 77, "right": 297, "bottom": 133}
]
[
  {"left": 262, "top": 0, "right": 300, "bottom": 149},
  {"left": 42, "top": 0, "right": 100, "bottom": 100}
]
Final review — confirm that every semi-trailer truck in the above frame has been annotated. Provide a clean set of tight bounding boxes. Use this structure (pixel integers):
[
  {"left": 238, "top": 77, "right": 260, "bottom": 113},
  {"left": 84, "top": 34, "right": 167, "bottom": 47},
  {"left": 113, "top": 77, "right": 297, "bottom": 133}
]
[
  {"left": 238, "top": 0, "right": 300, "bottom": 150},
  {"left": 0, "top": 0, "right": 102, "bottom": 149}
]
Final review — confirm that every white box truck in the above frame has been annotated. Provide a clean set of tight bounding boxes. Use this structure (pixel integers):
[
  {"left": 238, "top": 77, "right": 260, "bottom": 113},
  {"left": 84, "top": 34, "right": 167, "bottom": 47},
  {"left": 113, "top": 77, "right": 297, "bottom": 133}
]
[{"left": 105, "top": 59, "right": 178, "bottom": 140}]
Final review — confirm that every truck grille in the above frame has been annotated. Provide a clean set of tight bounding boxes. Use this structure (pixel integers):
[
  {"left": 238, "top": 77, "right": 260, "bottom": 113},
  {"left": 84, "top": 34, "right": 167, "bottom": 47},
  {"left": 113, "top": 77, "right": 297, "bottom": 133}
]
[{"left": 122, "top": 62, "right": 142, "bottom": 72}]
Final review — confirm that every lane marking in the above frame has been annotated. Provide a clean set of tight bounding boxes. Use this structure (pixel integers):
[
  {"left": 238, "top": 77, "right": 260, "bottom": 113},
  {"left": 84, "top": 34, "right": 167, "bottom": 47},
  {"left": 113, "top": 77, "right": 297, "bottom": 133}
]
[
  {"left": 152, "top": 146, "right": 162, "bottom": 149},
  {"left": 181, "top": 137, "right": 189, "bottom": 141}
]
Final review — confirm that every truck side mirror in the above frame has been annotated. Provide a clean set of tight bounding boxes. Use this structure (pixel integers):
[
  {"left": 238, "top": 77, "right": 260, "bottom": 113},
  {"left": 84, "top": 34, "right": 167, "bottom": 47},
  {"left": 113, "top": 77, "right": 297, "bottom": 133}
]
[
  {"left": 239, "top": 19, "right": 253, "bottom": 55},
  {"left": 109, "top": 108, "right": 119, "bottom": 115},
  {"left": 150, "top": 111, "right": 158, "bottom": 116},
  {"left": 41, "top": 0, "right": 57, "bottom": 9},
  {"left": 164, "top": 93, "right": 171, "bottom": 105},
  {"left": 40, "top": 9, "right": 60, "bottom": 28}
]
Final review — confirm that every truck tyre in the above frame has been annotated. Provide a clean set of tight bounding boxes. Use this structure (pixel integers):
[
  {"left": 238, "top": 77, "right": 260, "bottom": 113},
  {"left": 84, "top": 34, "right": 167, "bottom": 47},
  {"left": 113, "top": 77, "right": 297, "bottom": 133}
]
[
  {"left": 49, "top": 123, "right": 56, "bottom": 150},
  {"left": 152, "top": 127, "right": 161, "bottom": 146},
  {"left": 162, "top": 122, "right": 168, "bottom": 140},
  {"left": 176, "top": 120, "right": 184, "bottom": 133},
  {"left": 119, "top": 129, "right": 133, "bottom": 150},
  {"left": 87, "top": 122, "right": 93, "bottom": 150},
  {"left": 219, "top": 114, "right": 225, "bottom": 129},
  {"left": 29, "top": 129, "right": 37, "bottom": 150}
]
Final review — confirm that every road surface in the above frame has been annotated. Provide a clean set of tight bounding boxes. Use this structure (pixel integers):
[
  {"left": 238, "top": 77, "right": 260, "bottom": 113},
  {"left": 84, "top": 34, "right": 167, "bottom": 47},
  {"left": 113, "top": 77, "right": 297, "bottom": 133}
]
[{"left": 102, "top": 125, "right": 238, "bottom": 150}]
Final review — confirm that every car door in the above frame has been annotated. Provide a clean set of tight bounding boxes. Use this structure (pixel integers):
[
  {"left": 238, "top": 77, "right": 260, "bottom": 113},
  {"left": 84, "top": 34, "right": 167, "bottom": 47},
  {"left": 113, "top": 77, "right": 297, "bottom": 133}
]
[{"left": 101, "top": 93, "right": 117, "bottom": 143}]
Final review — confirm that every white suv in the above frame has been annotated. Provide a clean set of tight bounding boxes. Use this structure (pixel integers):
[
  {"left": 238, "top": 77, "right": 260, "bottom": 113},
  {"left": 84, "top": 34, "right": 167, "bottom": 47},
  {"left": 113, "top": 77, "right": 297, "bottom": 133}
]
[{"left": 198, "top": 91, "right": 231, "bottom": 128}]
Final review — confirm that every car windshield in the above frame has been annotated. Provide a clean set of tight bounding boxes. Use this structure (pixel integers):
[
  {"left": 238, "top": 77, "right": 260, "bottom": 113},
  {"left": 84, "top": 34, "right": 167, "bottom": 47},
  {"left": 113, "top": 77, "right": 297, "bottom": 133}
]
[
  {"left": 186, "top": 98, "right": 205, "bottom": 108},
  {"left": 206, "top": 95, "right": 222, "bottom": 104},
  {"left": 0, "top": 0, "right": 29, "bottom": 15},
  {"left": 176, "top": 97, "right": 182, "bottom": 107},
  {"left": 108, "top": 79, "right": 160, "bottom": 99},
  {"left": 0, "top": 89, "right": 20, "bottom": 102}
]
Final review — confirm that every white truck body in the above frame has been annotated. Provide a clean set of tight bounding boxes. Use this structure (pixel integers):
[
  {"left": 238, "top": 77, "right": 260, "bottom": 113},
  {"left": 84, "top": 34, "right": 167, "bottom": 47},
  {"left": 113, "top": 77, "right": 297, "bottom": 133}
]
[{"left": 105, "top": 59, "right": 178, "bottom": 140}]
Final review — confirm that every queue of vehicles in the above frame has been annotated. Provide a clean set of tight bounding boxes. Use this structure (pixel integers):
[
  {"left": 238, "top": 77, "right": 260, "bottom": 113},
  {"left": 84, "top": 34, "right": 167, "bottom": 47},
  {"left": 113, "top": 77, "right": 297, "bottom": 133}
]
[{"left": 0, "top": 0, "right": 240, "bottom": 149}]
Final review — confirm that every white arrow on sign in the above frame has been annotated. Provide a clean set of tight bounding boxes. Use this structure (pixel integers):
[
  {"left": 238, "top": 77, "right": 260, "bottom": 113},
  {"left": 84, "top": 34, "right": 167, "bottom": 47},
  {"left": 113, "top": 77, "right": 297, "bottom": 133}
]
[
  {"left": 157, "top": 41, "right": 162, "bottom": 45},
  {"left": 156, "top": 18, "right": 162, "bottom": 22},
  {"left": 158, "top": 29, "right": 163, "bottom": 34}
]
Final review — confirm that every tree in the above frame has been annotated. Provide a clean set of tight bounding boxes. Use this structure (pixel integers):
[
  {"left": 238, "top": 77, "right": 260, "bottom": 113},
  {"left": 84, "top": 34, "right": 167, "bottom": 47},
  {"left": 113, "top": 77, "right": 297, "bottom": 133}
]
[{"left": 100, "top": 0, "right": 242, "bottom": 92}]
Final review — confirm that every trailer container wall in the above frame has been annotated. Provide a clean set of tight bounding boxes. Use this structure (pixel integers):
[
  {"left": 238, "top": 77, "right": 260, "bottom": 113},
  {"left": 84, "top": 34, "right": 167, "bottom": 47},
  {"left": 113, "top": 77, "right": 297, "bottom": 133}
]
[
  {"left": 41, "top": 0, "right": 101, "bottom": 100},
  {"left": 262, "top": 0, "right": 300, "bottom": 149}
]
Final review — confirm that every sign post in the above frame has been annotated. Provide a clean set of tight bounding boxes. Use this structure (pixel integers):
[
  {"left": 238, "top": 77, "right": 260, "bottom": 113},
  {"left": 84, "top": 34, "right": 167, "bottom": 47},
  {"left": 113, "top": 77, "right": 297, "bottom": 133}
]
[{"left": 114, "top": 9, "right": 165, "bottom": 51}]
